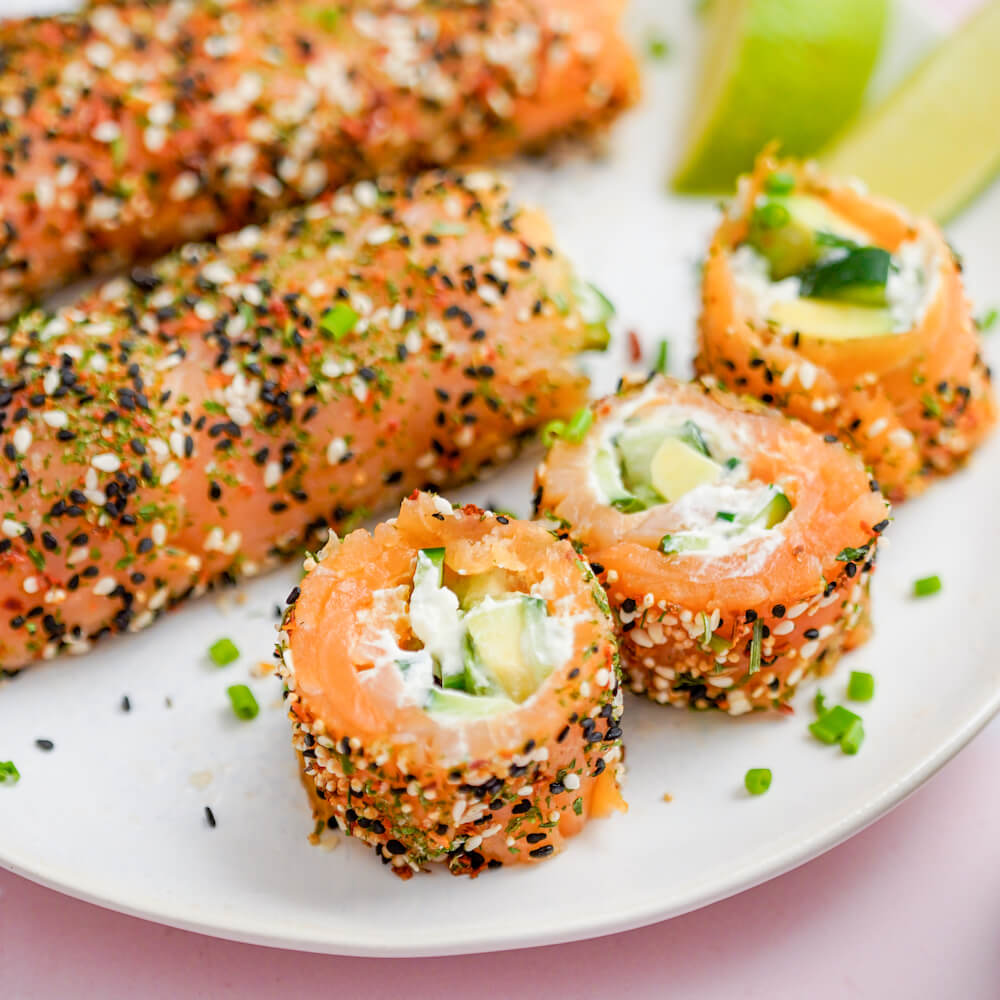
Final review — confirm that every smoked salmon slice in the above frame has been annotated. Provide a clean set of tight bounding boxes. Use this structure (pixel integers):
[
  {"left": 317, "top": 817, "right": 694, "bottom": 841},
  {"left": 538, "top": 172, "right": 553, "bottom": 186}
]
[
  {"left": 695, "top": 154, "right": 996, "bottom": 502},
  {"left": 534, "top": 376, "right": 889, "bottom": 714},
  {"left": 0, "top": 0, "right": 639, "bottom": 316},
  {"left": 278, "top": 490, "right": 625, "bottom": 878},
  {"left": 0, "top": 168, "right": 607, "bottom": 670}
]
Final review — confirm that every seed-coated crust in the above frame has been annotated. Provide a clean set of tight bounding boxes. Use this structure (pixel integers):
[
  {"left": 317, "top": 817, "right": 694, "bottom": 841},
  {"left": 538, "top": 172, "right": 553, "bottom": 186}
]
[
  {"left": 276, "top": 492, "right": 625, "bottom": 878},
  {"left": 0, "top": 0, "right": 639, "bottom": 315},
  {"left": 534, "top": 376, "right": 888, "bottom": 714},
  {"left": 0, "top": 169, "right": 598, "bottom": 670},
  {"left": 695, "top": 154, "right": 996, "bottom": 503}
]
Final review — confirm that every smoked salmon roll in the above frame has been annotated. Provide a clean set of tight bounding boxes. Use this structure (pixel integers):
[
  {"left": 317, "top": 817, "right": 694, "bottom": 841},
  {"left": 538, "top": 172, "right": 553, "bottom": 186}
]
[
  {"left": 695, "top": 154, "right": 996, "bottom": 503},
  {"left": 534, "top": 377, "right": 889, "bottom": 714},
  {"left": 0, "top": 0, "right": 638, "bottom": 316},
  {"left": 0, "top": 168, "right": 609, "bottom": 670},
  {"left": 277, "top": 491, "right": 626, "bottom": 878}
]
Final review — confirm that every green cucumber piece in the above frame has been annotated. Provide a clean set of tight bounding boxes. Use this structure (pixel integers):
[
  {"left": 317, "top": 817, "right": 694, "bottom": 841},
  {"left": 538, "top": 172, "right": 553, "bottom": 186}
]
[{"left": 797, "top": 246, "right": 891, "bottom": 306}]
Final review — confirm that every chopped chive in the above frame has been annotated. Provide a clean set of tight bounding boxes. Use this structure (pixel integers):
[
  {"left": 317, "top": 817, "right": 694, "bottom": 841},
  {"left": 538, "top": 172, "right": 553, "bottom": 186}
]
[
  {"left": 813, "top": 689, "right": 827, "bottom": 715},
  {"left": 647, "top": 35, "right": 670, "bottom": 60},
  {"left": 227, "top": 684, "right": 259, "bottom": 721},
  {"left": 744, "top": 768, "right": 772, "bottom": 795},
  {"left": 847, "top": 671, "right": 875, "bottom": 702},
  {"left": 751, "top": 200, "right": 790, "bottom": 230},
  {"left": 724, "top": 457, "right": 741, "bottom": 470},
  {"left": 809, "top": 704, "right": 861, "bottom": 745},
  {"left": 0, "top": 761, "right": 20, "bottom": 784},
  {"left": 715, "top": 511, "right": 736, "bottom": 522},
  {"left": 975, "top": 307, "right": 997, "bottom": 332},
  {"left": 319, "top": 302, "right": 359, "bottom": 340},
  {"left": 564, "top": 407, "right": 594, "bottom": 443},
  {"left": 541, "top": 420, "right": 566, "bottom": 447},
  {"left": 653, "top": 339, "right": 670, "bottom": 375},
  {"left": 840, "top": 719, "right": 865, "bottom": 755},
  {"left": 913, "top": 575, "right": 941, "bottom": 598},
  {"left": 209, "top": 637, "right": 240, "bottom": 666},
  {"left": 748, "top": 618, "right": 763, "bottom": 675},
  {"left": 920, "top": 392, "right": 942, "bottom": 418},
  {"left": 612, "top": 496, "right": 646, "bottom": 514},
  {"left": 763, "top": 171, "right": 795, "bottom": 196},
  {"left": 836, "top": 545, "right": 868, "bottom": 562}
]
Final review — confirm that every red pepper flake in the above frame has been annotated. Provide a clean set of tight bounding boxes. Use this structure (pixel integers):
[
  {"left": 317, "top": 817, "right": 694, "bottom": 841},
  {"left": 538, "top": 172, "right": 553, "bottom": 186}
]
[{"left": 626, "top": 330, "right": 642, "bottom": 364}]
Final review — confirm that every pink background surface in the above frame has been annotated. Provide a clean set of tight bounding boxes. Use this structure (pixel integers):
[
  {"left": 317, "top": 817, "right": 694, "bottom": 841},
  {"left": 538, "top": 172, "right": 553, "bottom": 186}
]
[{"left": 2, "top": 1, "right": 998, "bottom": 997}]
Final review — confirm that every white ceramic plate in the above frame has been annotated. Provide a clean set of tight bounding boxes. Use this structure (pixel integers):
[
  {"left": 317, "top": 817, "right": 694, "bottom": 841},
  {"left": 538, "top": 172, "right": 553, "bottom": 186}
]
[{"left": 2, "top": 0, "right": 998, "bottom": 958}]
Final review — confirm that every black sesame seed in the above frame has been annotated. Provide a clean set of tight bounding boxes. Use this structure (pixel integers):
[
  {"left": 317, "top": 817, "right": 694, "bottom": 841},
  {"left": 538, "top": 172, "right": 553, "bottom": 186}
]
[
  {"left": 529, "top": 844, "right": 554, "bottom": 858},
  {"left": 35, "top": 739, "right": 54, "bottom": 751},
  {"left": 204, "top": 806, "right": 216, "bottom": 828}
]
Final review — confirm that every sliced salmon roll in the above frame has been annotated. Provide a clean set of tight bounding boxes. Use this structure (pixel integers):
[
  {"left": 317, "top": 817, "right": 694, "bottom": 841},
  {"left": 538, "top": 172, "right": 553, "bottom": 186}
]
[
  {"left": 276, "top": 491, "right": 626, "bottom": 879},
  {"left": 534, "top": 377, "right": 889, "bottom": 714},
  {"left": 0, "top": 168, "right": 609, "bottom": 671},
  {"left": 695, "top": 154, "right": 996, "bottom": 503},
  {"left": 0, "top": 0, "right": 638, "bottom": 316}
]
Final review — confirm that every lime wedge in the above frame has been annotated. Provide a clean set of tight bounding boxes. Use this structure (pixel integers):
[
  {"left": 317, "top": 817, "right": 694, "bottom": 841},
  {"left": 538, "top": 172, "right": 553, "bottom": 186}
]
[
  {"left": 672, "top": 0, "right": 888, "bottom": 193},
  {"left": 823, "top": 3, "right": 1000, "bottom": 222}
]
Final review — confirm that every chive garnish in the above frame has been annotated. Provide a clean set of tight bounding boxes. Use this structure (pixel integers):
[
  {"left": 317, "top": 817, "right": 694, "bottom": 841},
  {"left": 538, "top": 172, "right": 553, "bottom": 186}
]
[
  {"left": 763, "top": 171, "right": 795, "bottom": 196},
  {"left": 319, "top": 302, "right": 359, "bottom": 340},
  {"left": 744, "top": 768, "right": 772, "bottom": 795},
  {"left": 653, "top": 339, "right": 670, "bottom": 375},
  {"left": 836, "top": 545, "right": 868, "bottom": 562},
  {"left": 715, "top": 511, "right": 736, "bottom": 522},
  {"left": 840, "top": 719, "right": 865, "bottom": 755},
  {"left": 724, "top": 457, "right": 741, "bottom": 470},
  {"left": 809, "top": 705, "right": 861, "bottom": 745},
  {"left": 913, "top": 575, "right": 941, "bottom": 597},
  {"left": 975, "top": 307, "right": 997, "bottom": 332},
  {"left": 541, "top": 419, "right": 566, "bottom": 447},
  {"left": 748, "top": 618, "right": 763, "bottom": 675},
  {"left": 209, "top": 637, "right": 240, "bottom": 666},
  {"left": 847, "top": 671, "right": 875, "bottom": 702},
  {"left": 647, "top": 35, "right": 670, "bottom": 60},
  {"left": 227, "top": 684, "right": 259, "bottom": 720},
  {"left": 813, "top": 689, "right": 827, "bottom": 715},
  {"left": 564, "top": 407, "right": 593, "bottom": 443},
  {"left": 751, "top": 200, "right": 790, "bottom": 230},
  {"left": 0, "top": 761, "right": 20, "bottom": 783}
]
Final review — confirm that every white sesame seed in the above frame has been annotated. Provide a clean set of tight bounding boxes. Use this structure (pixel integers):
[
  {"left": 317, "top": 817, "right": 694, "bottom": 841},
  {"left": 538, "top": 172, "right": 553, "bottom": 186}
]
[
  {"left": 563, "top": 772, "right": 581, "bottom": 790},
  {"left": 771, "top": 619, "right": 795, "bottom": 636},
  {"left": 93, "top": 577, "right": 117, "bottom": 597},
  {"left": 160, "top": 461, "right": 181, "bottom": 486},
  {"left": 92, "top": 120, "right": 121, "bottom": 143},
  {"left": 12, "top": 426, "right": 32, "bottom": 454},
  {"left": 365, "top": 224, "right": 395, "bottom": 246},
  {"left": 2, "top": 519, "right": 26, "bottom": 538},
  {"left": 91, "top": 452, "right": 120, "bottom": 473}
]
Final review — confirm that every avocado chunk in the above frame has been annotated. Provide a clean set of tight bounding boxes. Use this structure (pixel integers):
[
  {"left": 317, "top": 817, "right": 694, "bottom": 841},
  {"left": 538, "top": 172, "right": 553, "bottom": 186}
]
[
  {"left": 425, "top": 687, "right": 517, "bottom": 718},
  {"left": 746, "top": 194, "right": 872, "bottom": 280},
  {"left": 451, "top": 568, "right": 513, "bottom": 612},
  {"left": 649, "top": 437, "right": 722, "bottom": 503},
  {"left": 797, "top": 246, "right": 891, "bottom": 306},
  {"left": 464, "top": 596, "right": 552, "bottom": 703},
  {"left": 767, "top": 298, "right": 893, "bottom": 339}
]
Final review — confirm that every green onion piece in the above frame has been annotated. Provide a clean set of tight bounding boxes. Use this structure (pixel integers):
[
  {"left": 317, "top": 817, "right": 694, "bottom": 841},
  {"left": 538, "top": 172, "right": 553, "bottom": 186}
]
[
  {"left": 975, "top": 307, "right": 997, "bottom": 332},
  {"left": 541, "top": 420, "right": 566, "bottom": 447},
  {"left": 715, "top": 511, "right": 736, "bottom": 522},
  {"left": 847, "top": 671, "right": 875, "bottom": 702},
  {"left": 763, "top": 171, "right": 795, "bottom": 196},
  {"left": 659, "top": 534, "right": 676, "bottom": 554},
  {"left": 724, "top": 457, "right": 741, "bottom": 470},
  {"left": 227, "top": 684, "right": 259, "bottom": 721},
  {"left": 319, "top": 303, "right": 359, "bottom": 340},
  {"left": 836, "top": 545, "right": 868, "bottom": 562},
  {"left": 913, "top": 574, "right": 941, "bottom": 598},
  {"left": 647, "top": 35, "right": 670, "bottom": 60},
  {"left": 751, "top": 200, "right": 790, "bottom": 230},
  {"left": 920, "top": 393, "right": 942, "bottom": 418},
  {"left": 748, "top": 618, "right": 763, "bottom": 675},
  {"left": 809, "top": 704, "right": 861, "bottom": 745},
  {"left": 840, "top": 719, "right": 865, "bottom": 755},
  {"left": 813, "top": 689, "right": 827, "bottom": 715},
  {"left": 653, "top": 339, "right": 670, "bottom": 375},
  {"left": 564, "top": 407, "right": 594, "bottom": 444},
  {"left": 0, "top": 761, "right": 20, "bottom": 784},
  {"left": 744, "top": 768, "right": 772, "bottom": 795},
  {"left": 209, "top": 637, "right": 240, "bottom": 667}
]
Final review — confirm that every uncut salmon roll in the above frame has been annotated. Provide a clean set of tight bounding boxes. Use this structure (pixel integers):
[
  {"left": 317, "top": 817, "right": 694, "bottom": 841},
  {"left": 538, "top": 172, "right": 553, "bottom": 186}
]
[
  {"left": 276, "top": 491, "right": 626, "bottom": 879},
  {"left": 0, "top": 0, "right": 638, "bottom": 316},
  {"left": 695, "top": 154, "right": 996, "bottom": 503},
  {"left": 534, "top": 377, "right": 889, "bottom": 714},
  {"left": 0, "top": 168, "right": 609, "bottom": 671}
]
